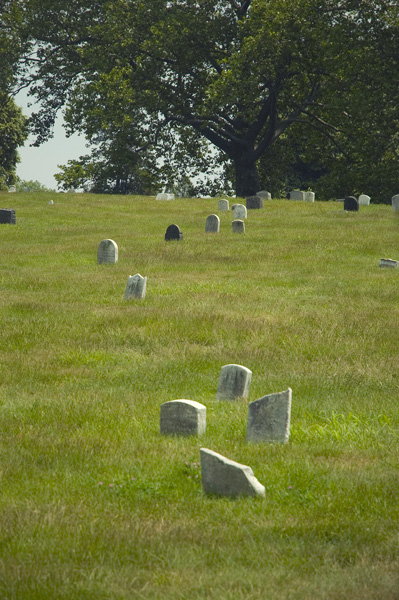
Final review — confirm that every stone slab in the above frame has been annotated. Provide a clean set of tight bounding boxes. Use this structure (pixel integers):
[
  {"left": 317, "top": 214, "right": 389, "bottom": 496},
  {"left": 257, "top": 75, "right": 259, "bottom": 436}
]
[
  {"left": 160, "top": 399, "right": 206, "bottom": 436},
  {"left": 0, "top": 209, "right": 16, "bottom": 224},
  {"left": 216, "top": 363, "right": 252, "bottom": 401},
  {"left": 288, "top": 191, "right": 305, "bottom": 201},
  {"left": 247, "top": 388, "right": 292, "bottom": 443},
  {"left": 392, "top": 195, "right": 399, "bottom": 211},
  {"left": 379, "top": 258, "right": 398, "bottom": 268},
  {"left": 246, "top": 195, "right": 264, "bottom": 209},
  {"left": 125, "top": 273, "right": 147, "bottom": 299},
  {"left": 200, "top": 448, "right": 265, "bottom": 498}
]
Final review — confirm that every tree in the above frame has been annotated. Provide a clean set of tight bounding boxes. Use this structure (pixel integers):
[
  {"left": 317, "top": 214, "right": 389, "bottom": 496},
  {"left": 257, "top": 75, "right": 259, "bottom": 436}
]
[{"left": 12, "top": 0, "right": 399, "bottom": 197}]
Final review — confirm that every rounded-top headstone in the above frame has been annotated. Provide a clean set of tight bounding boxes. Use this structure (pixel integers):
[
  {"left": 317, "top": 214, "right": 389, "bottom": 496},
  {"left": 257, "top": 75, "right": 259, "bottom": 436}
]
[
  {"left": 232, "top": 219, "right": 245, "bottom": 234},
  {"left": 391, "top": 194, "right": 399, "bottom": 211},
  {"left": 216, "top": 363, "right": 252, "bottom": 400},
  {"left": 256, "top": 190, "right": 271, "bottom": 200},
  {"left": 358, "top": 194, "right": 370, "bottom": 206},
  {"left": 304, "top": 191, "right": 315, "bottom": 202},
  {"left": 205, "top": 214, "right": 220, "bottom": 233},
  {"left": 344, "top": 196, "right": 359, "bottom": 212},
  {"left": 97, "top": 239, "right": 118, "bottom": 264},
  {"left": 233, "top": 204, "right": 247, "bottom": 219},
  {"left": 165, "top": 224, "right": 183, "bottom": 241},
  {"left": 125, "top": 273, "right": 147, "bottom": 299},
  {"left": 218, "top": 199, "right": 229, "bottom": 211},
  {"left": 246, "top": 195, "right": 264, "bottom": 209},
  {"left": 160, "top": 399, "right": 206, "bottom": 436}
]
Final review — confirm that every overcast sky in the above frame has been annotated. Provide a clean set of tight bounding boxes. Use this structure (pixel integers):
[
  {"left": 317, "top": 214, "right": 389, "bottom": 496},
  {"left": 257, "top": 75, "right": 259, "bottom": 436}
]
[{"left": 15, "top": 89, "right": 87, "bottom": 190}]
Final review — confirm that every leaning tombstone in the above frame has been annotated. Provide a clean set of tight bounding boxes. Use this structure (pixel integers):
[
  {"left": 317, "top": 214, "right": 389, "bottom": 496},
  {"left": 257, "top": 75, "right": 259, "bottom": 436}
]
[
  {"left": 288, "top": 190, "right": 305, "bottom": 201},
  {"left": 358, "top": 194, "right": 371, "bottom": 206},
  {"left": 125, "top": 273, "right": 147, "bottom": 299},
  {"left": 205, "top": 214, "right": 220, "bottom": 233},
  {"left": 256, "top": 190, "right": 271, "bottom": 200},
  {"left": 218, "top": 199, "right": 229, "bottom": 211},
  {"left": 304, "top": 191, "right": 315, "bottom": 202},
  {"left": 344, "top": 196, "right": 359, "bottom": 212},
  {"left": 379, "top": 258, "right": 398, "bottom": 268},
  {"left": 97, "top": 239, "right": 118, "bottom": 264},
  {"left": 391, "top": 195, "right": 399, "bottom": 211},
  {"left": 165, "top": 224, "right": 183, "bottom": 241},
  {"left": 246, "top": 388, "right": 292, "bottom": 443},
  {"left": 216, "top": 363, "right": 252, "bottom": 401},
  {"left": 232, "top": 219, "right": 245, "bottom": 233},
  {"left": 246, "top": 195, "right": 264, "bottom": 209},
  {"left": 233, "top": 204, "right": 247, "bottom": 219},
  {"left": 200, "top": 448, "right": 265, "bottom": 498},
  {"left": 160, "top": 399, "right": 206, "bottom": 436},
  {"left": 0, "top": 209, "right": 16, "bottom": 224}
]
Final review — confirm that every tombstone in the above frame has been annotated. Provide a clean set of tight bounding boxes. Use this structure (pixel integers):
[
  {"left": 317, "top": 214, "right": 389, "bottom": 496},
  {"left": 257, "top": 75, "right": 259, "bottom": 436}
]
[
  {"left": 304, "top": 191, "right": 315, "bottom": 202},
  {"left": 288, "top": 191, "right": 305, "bottom": 201},
  {"left": 160, "top": 400, "right": 206, "bottom": 436},
  {"left": 7, "top": 185, "right": 16, "bottom": 193},
  {"left": 344, "top": 196, "right": 359, "bottom": 212},
  {"left": 0, "top": 209, "right": 16, "bottom": 224},
  {"left": 218, "top": 199, "right": 229, "bottom": 211},
  {"left": 391, "top": 195, "right": 399, "bottom": 211},
  {"left": 165, "top": 224, "right": 183, "bottom": 241},
  {"left": 246, "top": 388, "right": 292, "bottom": 444},
  {"left": 246, "top": 195, "right": 264, "bottom": 209},
  {"left": 379, "top": 258, "right": 398, "bottom": 268},
  {"left": 358, "top": 194, "right": 370, "bottom": 206},
  {"left": 256, "top": 190, "right": 271, "bottom": 200},
  {"left": 205, "top": 214, "right": 220, "bottom": 233},
  {"left": 97, "top": 239, "right": 118, "bottom": 264},
  {"left": 200, "top": 448, "right": 265, "bottom": 498},
  {"left": 233, "top": 204, "right": 247, "bottom": 219},
  {"left": 232, "top": 219, "right": 245, "bottom": 234},
  {"left": 231, "top": 204, "right": 239, "bottom": 210},
  {"left": 48, "top": 199, "right": 54, "bottom": 205},
  {"left": 125, "top": 273, "right": 147, "bottom": 299},
  {"left": 216, "top": 364, "right": 252, "bottom": 401},
  {"left": 156, "top": 192, "right": 175, "bottom": 200}
]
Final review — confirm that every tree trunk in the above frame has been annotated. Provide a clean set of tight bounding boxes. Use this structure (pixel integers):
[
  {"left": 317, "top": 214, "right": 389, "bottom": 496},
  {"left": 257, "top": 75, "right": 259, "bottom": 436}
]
[{"left": 234, "top": 155, "right": 260, "bottom": 198}]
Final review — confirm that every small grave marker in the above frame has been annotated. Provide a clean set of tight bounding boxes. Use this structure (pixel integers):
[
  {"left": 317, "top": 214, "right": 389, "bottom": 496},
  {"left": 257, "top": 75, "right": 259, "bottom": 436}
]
[
  {"left": 125, "top": 273, "right": 147, "bottom": 299},
  {"left": 232, "top": 219, "right": 245, "bottom": 233},
  {"left": 288, "top": 191, "right": 305, "bottom": 201},
  {"left": 246, "top": 195, "right": 264, "bottom": 209},
  {"left": 344, "top": 196, "right": 359, "bottom": 212},
  {"left": 160, "top": 400, "right": 206, "bottom": 436},
  {"left": 165, "top": 224, "right": 183, "bottom": 241},
  {"left": 200, "top": 448, "right": 265, "bottom": 498},
  {"left": 205, "top": 214, "right": 220, "bottom": 233},
  {"left": 379, "top": 258, "right": 398, "bottom": 268},
  {"left": 391, "top": 195, "right": 399, "bottom": 211},
  {"left": 246, "top": 388, "right": 292, "bottom": 443},
  {"left": 359, "top": 194, "right": 370, "bottom": 206},
  {"left": 216, "top": 364, "right": 252, "bottom": 401},
  {"left": 304, "top": 191, "right": 315, "bottom": 202},
  {"left": 256, "top": 190, "right": 271, "bottom": 200},
  {"left": 97, "top": 239, "right": 118, "bottom": 264},
  {"left": 156, "top": 192, "right": 175, "bottom": 200},
  {"left": 0, "top": 209, "right": 16, "bottom": 224},
  {"left": 218, "top": 199, "right": 229, "bottom": 211},
  {"left": 233, "top": 204, "right": 247, "bottom": 219}
]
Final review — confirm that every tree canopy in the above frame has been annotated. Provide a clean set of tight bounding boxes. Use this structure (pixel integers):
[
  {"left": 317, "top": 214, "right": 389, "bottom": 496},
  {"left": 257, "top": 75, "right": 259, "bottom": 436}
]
[{"left": 11, "top": 0, "right": 399, "bottom": 198}]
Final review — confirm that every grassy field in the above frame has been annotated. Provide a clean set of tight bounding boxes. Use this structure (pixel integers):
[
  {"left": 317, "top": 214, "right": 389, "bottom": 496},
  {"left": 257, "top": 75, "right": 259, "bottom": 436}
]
[{"left": 0, "top": 191, "right": 398, "bottom": 599}]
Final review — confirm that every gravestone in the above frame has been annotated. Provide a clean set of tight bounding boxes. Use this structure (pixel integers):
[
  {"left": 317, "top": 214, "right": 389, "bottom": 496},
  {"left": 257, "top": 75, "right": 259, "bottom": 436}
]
[
  {"left": 216, "top": 363, "right": 252, "bottom": 401},
  {"left": 125, "top": 273, "right": 147, "bottom": 299},
  {"left": 200, "top": 448, "right": 265, "bottom": 498},
  {"left": 48, "top": 199, "right": 54, "bottom": 205},
  {"left": 160, "top": 399, "right": 206, "bottom": 436},
  {"left": 165, "top": 224, "right": 183, "bottom": 241},
  {"left": 218, "top": 199, "right": 229, "bottom": 211},
  {"left": 256, "top": 190, "right": 271, "bottom": 200},
  {"left": 304, "top": 191, "right": 315, "bottom": 202},
  {"left": 359, "top": 194, "right": 370, "bottom": 206},
  {"left": 156, "top": 192, "right": 175, "bottom": 200},
  {"left": 232, "top": 219, "right": 245, "bottom": 234},
  {"left": 231, "top": 204, "right": 239, "bottom": 210},
  {"left": 246, "top": 388, "right": 292, "bottom": 443},
  {"left": 344, "top": 196, "right": 359, "bottom": 211},
  {"left": 233, "top": 204, "right": 247, "bottom": 219},
  {"left": 205, "top": 214, "right": 220, "bottom": 233},
  {"left": 246, "top": 195, "right": 264, "bottom": 209},
  {"left": 391, "top": 195, "right": 399, "bottom": 211},
  {"left": 379, "top": 258, "right": 398, "bottom": 268},
  {"left": 8, "top": 185, "right": 16, "bottom": 193},
  {"left": 97, "top": 239, "right": 118, "bottom": 264},
  {"left": 288, "top": 191, "right": 305, "bottom": 201},
  {"left": 0, "top": 209, "right": 16, "bottom": 224}
]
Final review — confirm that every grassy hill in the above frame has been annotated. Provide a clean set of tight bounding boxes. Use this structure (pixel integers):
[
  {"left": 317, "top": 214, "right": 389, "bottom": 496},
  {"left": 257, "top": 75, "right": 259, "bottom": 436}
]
[{"left": 0, "top": 192, "right": 398, "bottom": 599}]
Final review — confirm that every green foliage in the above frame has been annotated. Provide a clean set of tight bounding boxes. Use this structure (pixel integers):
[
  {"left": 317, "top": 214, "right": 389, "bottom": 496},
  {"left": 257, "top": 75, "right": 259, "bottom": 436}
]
[
  {"left": 0, "top": 94, "right": 27, "bottom": 187},
  {"left": 16, "top": 177, "right": 55, "bottom": 192}
]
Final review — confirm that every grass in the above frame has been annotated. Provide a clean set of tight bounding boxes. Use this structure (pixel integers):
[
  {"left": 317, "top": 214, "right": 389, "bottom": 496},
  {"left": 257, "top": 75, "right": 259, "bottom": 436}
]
[{"left": 0, "top": 191, "right": 398, "bottom": 599}]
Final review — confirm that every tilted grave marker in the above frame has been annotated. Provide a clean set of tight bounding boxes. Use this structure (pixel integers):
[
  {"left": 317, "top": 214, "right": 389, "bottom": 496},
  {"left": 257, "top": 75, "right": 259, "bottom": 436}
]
[
  {"left": 200, "top": 448, "right": 265, "bottom": 498},
  {"left": 246, "top": 388, "right": 292, "bottom": 443}
]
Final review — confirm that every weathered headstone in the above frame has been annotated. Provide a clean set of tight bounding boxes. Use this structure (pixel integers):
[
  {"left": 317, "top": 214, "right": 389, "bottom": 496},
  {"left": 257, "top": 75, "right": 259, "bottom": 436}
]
[
  {"left": 97, "top": 239, "right": 118, "bottom": 264},
  {"left": 160, "top": 399, "right": 206, "bottom": 436},
  {"left": 344, "top": 196, "right": 359, "bottom": 212},
  {"left": 165, "top": 224, "right": 183, "bottom": 241},
  {"left": 125, "top": 273, "right": 147, "bottom": 299},
  {"left": 246, "top": 388, "right": 292, "bottom": 443},
  {"left": 231, "top": 204, "right": 239, "bottom": 210},
  {"left": 288, "top": 191, "right": 305, "bottom": 201},
  {"left": 358, "top": 194, "right": 370, "bottom": 206},
  {"left": 256, "top": 190, "right": 271, "bottom": 200},
  {"left": 233, "top": 204, "right": 247, "bottom": 219},
  {"left": 156, "top": 192, "right": 175, "bottom": 200},
  {"left": 246, "top": 195, "right": 264, "bottom": 209},
  {"left": 232, "top": 219, "right": 245, "bottom": 234},
  {"left": 205, "top": 214, "right": 220, "bottom": 233},
  {"left": 379, "top": 258, "right": 398, "bottom": 268},
  {"left": 391, "top": 195, "right": 399, "bottom": 211},
  {"left": 218, "top": 199, "right": 229, "bottom": 211},
  {"left": 200, "top": 448, "right": 265, "bottom": 498},
  {"left": 48, "top": 199, "right": 54, "bottom": 205},
  {"left": 0, "top": 209, "right": 16, "bottom": 224},
  {"left": 7, "top": 185, "right": 16, "bottom": 193},
  {"left": 216, "top": 363, "right": 252, "bottom": 401},
  {"left": 304, "top": 191, "right": 315, "bottom": 202}
]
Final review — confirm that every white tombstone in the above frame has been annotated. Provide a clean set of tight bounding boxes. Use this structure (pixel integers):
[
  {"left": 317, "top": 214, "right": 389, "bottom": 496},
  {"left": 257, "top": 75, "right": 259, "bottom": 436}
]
[
  {"left": 304, "top": 191, "right": 315, "bottom": 202},
  {"left": 216, "top": 364, "right": 252, "bottom": 401},
  {"left": 48, "top": 199, "right": 54, "bottom": 205},
  {"left": 97, "top": 239, "right": 118, "bottom": 264},
  {"left": 160, "top": 400, "right": 206, "bottom": 436},
  {"left": 379, "top": 258, "right": 398, "bottom": 268},
  {"left": 246, "top": 388, "right": 292, "bottom": 443},
  {"left": 200, "top": 448, "right": 265, "bottom": 498},
  {"left": 358, "top": 194, "right": 370, "bottom": 206},
  {"left": 218, "top": 199, "right": 229, "bottom": 211},
  {"left": 205, "top": 214, "right": 220, "bottom": 233},
  {"left": 156, "top": 192, "right": 175, "bottom": 201},
  {"left": 256, "top": 190, "right": 271, "bottom": 200},
  {"left": 125, "top": 273, "right": 147, "bottom": 299},
  {"left": 392, "top": 195, "right": 399, "bottom": 211},
  {"left": 232, "top": 219, "right": 245, "bottom": 233},
  {"left": 8, "top": 185, "right": 16, "bottom": 193},
  {"left": 289, "top": 190, "right": 305, "bottom": 201},
  {"left": 234, "top": 204, "right": 247, "bottom": 219}
]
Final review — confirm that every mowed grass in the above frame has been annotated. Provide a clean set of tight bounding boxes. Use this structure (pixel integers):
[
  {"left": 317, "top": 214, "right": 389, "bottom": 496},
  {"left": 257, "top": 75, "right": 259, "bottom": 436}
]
[{"left": 0, "top": 192, "right": 398, "bottom": 600}]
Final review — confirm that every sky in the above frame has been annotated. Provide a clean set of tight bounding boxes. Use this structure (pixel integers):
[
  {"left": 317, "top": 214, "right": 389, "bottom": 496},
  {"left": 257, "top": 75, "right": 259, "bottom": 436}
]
[{"left": 15, "top": 89, "right": 87, "bottom": 190}]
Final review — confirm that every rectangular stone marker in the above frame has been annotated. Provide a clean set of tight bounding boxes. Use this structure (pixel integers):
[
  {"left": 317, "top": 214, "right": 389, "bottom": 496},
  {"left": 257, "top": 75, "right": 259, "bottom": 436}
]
[
  {"left": 125, "top": 273, "right": 147, "bottom": 299},
  {"left": 160, "top": 400, "right": 206, "bottom": 436},
  {"left": 0, "top": 209, "right": 16, "bottom": 224},
  {"left": 246, "top": 388, "right": 292, "bottom": 443},
  {"left": 97, "top": 239, "right": 118, "bottom": 264},
  {"left": 304, "top": 191, "right": 315, "bottom": 202},
  {"left": 392, "top": 195, "right": 399, "bottom": 211},
  {"left": 200, "top": 448, "right": 265, "bottom": 498},
  {"left": 359, "top": 194, "right": 370, "bottom": 206},
  {"left": 232, "top": 219, "right": 245, "bottom": 233},
  {"left": 216, "top": 364, "right": 252, "bottom": 401},
  {"left": 379, "top": 258, "right": 398, "bottom": 268},
  {"left": 233, "top": 204, "right": 247, "bottom": 219},
  {"left": 218, "top": 199, "right": 229, "bottom": 211},
  {"left": 205, "top": 214, "right": 220, "bottom": 233},
  {"left": 288, "top": 191, "right": 305, "bottom": 201},
  {"left": 246, "top": 195, "right": 264, "bottom": 209},
  {"left": 256, "top": 190, "right": 271, "bottom": 200}
]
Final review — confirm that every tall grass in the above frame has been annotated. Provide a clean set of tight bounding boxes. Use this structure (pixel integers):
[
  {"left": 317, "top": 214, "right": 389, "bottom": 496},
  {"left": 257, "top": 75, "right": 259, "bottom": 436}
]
[{"left": 0, "top": 192, "right": 398, "bottom": 599}]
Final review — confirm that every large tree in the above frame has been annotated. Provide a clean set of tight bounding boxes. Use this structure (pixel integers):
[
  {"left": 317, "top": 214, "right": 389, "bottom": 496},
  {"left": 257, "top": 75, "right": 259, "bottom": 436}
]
[{"left": 13, "top": 0, "right": 399, "bottom": 196}]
